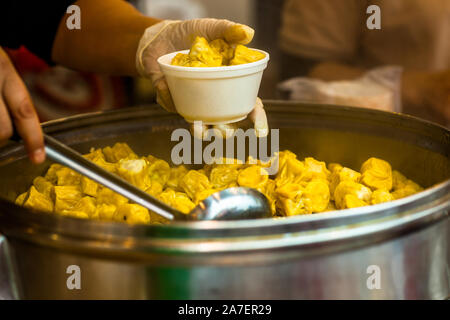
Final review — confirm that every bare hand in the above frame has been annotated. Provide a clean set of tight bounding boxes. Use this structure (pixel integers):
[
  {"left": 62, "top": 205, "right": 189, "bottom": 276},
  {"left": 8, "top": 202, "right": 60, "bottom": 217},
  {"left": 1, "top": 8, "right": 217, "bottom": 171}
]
[{"left": 0, "top": 47, "right": 45, "bottom": 163}]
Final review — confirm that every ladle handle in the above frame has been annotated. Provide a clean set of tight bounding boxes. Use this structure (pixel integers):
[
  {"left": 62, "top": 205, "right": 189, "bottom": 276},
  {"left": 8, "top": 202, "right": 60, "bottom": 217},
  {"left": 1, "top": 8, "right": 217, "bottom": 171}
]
[{"left": 11, "top": 130, "right": 185, "bottom": 221}]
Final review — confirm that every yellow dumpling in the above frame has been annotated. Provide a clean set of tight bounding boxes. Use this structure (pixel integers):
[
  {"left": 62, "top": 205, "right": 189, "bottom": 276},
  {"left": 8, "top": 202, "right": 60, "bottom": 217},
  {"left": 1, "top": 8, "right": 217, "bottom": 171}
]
[
  {"left": 180, "top": 170, "right": 211, "bottom": 200},
  {"left": 44, "top": 163, "right": 63, "bottom": 184},
  {"left": 54, "top": 185, "right": 82, "bottom": 212},
  {"left": 343, "top": 194, "right": 368, "bottom": 209},
  {"left": 61, "top": 196, "right": 97, "bottom": 219},
  {"left": 302, "top": 179, "right": 330, "bottom": 213},
  {"left": 360, "top": 157, "right": 393, "bottom": 191},
  {"left": 103, "top": 142, "right": 137, "bottom": 163},
  {"left": 81, "top": 176, "right": 98, "bottom": 197},
  {"left": 55, "top": 167, "right": 80, "bottom": 186},
  {"left": 114, "top": 203, "right": 150, "bottom": 224},
  {"left": 117, "top": 158, "right": 151, "bottom": 190},
  {"left": 157, "top": 188, "right": 195, "bottom": 214},
  {"left": 298, "top": 157, "right": 330, "bottom": 183},
  {"left": 23, "top": 186, "right": 54, "bottom": 213},
  {"left": 392, "top": 180, "right": 423, "bottom": 199},
  {"left": 329, "top": 167, "right": 361, "bottom": 199},
  {"left": 210, "top": 38, "right": 234, "bottom": 64},
  {"left": 15, "top": 141, "right": 424, "bottom": 224},
  {"left": 148, "top": 159, "right": 171, "bottom": 187},
  {"left": 166, "top": 165, "right": 188, "bottom": 191},
  {"left": 275, "top": 156, "right": 304, "bottom": 187},
  {"left": 334, "top": 181, "right": 372, "bottom": 209},
  {"left": 171, "top": 36, "right": 264, "bottom": 67},
  {"left": 96, "top": 188, "right": 128, "bottom": 207},
  {"left": 189, "top": 36, "right": 223, "bottom": 67},
  {"left": 32, "top": 176, "right": 54, "bottom": 199},
  {"left": 371, "top": 189, "right": 394, "bottom": 205},
  {"left": 230, "top": 44, "right": 265, "bottom": 65},
  {"left": 238, "top": 166, "right": 269, "bottom": 188},
  {"left": 96, "top": 203, "right": 117, "bottom": 221},
  {"left": 171, "top": 52, "right": 195, "bottom": 67},
  {"left": 210, "top": 165, "right": 240, "bottom": 189},
  {"left": 275, "top": 183, "right": 308, "bottom": 216},
  {"left": 259, "top": 179, "right": 277, "bottom": 215},
  {"left": 193, "top": 188, "right": 218, "bottom": 204}
]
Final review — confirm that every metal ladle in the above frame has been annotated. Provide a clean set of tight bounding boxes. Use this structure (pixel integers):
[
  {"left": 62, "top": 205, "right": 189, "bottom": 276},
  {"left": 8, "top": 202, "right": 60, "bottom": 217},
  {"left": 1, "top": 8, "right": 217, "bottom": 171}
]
[{"left": 13, "top": 133, "right": 272, "bottom": 221}]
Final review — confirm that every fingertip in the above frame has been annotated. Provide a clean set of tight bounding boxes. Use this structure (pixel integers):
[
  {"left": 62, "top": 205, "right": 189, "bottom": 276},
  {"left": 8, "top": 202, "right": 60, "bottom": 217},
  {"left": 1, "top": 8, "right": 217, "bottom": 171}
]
[
  {"left": 155, "top": 80, "right": 176, "bottom": 113},
  {"left": 31, "top": 147, "right": 46, "bottom": 164},
  {"left": 224, "top": 24, "right": 254, "bottom": 45}
]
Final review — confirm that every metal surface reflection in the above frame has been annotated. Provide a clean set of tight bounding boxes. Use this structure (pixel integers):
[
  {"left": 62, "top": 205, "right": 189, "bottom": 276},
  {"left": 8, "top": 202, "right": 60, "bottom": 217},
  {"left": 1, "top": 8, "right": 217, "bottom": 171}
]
[{"left": 189, "top": 187, "right": 272, "bottom": 220}]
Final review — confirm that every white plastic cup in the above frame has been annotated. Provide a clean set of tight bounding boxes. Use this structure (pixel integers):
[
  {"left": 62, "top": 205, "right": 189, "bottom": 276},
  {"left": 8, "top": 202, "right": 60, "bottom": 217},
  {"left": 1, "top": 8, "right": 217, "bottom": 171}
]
[{"left": 157, "top": 49, "right": 269, "bottom": 125}]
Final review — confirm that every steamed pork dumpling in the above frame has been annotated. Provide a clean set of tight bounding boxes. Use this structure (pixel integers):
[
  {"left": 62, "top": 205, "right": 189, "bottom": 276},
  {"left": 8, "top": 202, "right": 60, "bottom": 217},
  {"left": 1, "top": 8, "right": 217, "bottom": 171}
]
[
  {"left": 329, "top": 166, "right": 361, "bottom": 199},
  {"left": 32, "top": 176, "right": 54, "bottom": 198},
  {"left": 60, "top": 196, "right": 96, "bottom": 219},
  {"left": 147, "top": 159, "right": 171, "bottom": 187},
  {"left": 275, "top": 156, "right": 304, "bottom": 187},
  {"left": 342, "top": 194, "right": 368, "bottom": 209},
  {"left": 56, "top": 167, "right": 80, "bottom": 186},
  {"left": 180, "top": 170, "right": 211, "bottom": 200},
  {"left": 103, "top": 142, "right": 137, "bottom": 163},
  {"left": 230, "top": 44, "right": 265, "bottom": 65},
  {"left": 96, "top": 188, "right": 128, "bottom": 207},
  {"left": 209, "top": 39, "right": 234, "bottom": 64},
  {"left": 177, "top": 36, "right": 223, "bottom": 67},
  {"left": 113, "top": 203, "right": 150, "bottom": 224},
  {"left": 117, "top": 159, "right": 151, "bottom": 190},
  {"left": 371, "top": 189, "right": 394, "bottom": 205},
  {"left": 96, "top": 203, "right": 117, "bottom": 221},
  {"left": 238, "top": 165, "right": 269, "bottom": 188},
  {"left": 275, "top": 179, "right": 330, "bottom": 215},
  {"left": 171, "top": 36, "right": 264, "bottom": 67},
  {"left": 360, "top": 157, "right": 392, "bottom": 190},
  {"left": 54, "top": 185, "right": 82, "bottom": 212},
  {"left": 158, "top": 188, "right": 195, "bottom": 214},
  {"left": 276, "top": 183, "right": 307, "bottom": 216},
  {"left": 392, "top": 179, "right": 423, "bottom": 199},
  {"left": 81, "top": 176, "right": 98, "bottom": 197},
  {"left": 15, "top": 140, "right": 424, "bottom": 224},
  {"left": 298, "top": 157, "right": 330, "bottom": 182},
  {"left": 188, "top": 36, "right": 223, "bottom": 66},
  {"left": 209, "top": 165, "right": 240, "bottom": 189},
  {"left": 166, "top": 165, "right": 188, "bottom": 191},
  {"left": 23, "top": 186, "right": 54, "bottom": 212},
  {"left": 302, "top": 179, "right": 330, "bottom": 213},
  {"left": 334, "top": 181, "right": 372, "bottom": 209}
]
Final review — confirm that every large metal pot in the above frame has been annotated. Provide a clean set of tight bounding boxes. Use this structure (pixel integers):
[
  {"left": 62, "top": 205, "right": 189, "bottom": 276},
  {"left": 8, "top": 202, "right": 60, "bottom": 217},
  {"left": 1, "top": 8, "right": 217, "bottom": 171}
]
[{"left": 0, "top": 101, "right": 448, "bottom": 299}]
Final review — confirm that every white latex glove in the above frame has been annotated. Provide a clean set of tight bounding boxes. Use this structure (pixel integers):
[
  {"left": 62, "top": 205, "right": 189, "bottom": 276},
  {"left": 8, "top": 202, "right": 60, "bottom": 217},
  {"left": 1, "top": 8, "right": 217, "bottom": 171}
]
[
  {"left": 191, "top": 97, "right": 268, "bottom": 139},
  {"left": 135, "top": 19, "right": 268, "bottom": 139}
]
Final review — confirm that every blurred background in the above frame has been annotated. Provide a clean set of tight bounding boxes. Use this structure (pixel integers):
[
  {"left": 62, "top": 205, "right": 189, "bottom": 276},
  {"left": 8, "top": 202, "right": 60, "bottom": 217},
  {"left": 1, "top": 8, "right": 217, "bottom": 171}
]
[{"left": 6, "top": 0, "right": 449, "bottom": 126}]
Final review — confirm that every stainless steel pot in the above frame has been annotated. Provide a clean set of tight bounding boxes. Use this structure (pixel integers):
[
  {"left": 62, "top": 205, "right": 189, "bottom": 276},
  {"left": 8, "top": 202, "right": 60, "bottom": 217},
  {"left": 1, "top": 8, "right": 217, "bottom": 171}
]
[{"left": 0, "top": 101, "right": 448, "bottom": 299}]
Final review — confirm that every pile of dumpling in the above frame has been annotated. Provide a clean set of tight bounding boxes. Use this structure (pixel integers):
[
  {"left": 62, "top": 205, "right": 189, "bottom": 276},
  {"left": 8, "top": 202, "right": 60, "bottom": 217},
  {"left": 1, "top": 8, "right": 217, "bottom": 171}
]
[
  {"left": 171, "top": 36, "right": 265, "bottom": 67},
  {"left": 15, "top": 143, "right": 423, "bottom": 224}
]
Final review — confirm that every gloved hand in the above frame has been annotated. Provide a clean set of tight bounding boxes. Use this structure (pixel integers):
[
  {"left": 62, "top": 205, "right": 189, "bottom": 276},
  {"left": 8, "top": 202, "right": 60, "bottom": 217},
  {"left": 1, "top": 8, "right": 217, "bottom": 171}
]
[{"left": 136, "top": 19, "right": 268, "bottom": 139}]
